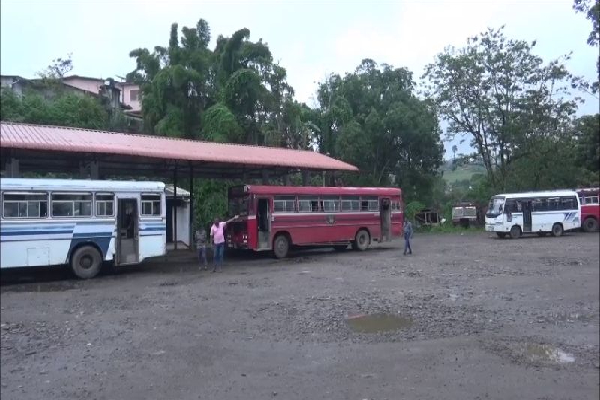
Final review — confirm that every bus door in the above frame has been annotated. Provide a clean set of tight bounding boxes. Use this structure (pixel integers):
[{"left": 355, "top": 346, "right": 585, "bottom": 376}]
[
  {"left": 380, "top": 198, "right": 391, "bottom": 241},
  {"left": 256, "top": 197, "right": 271, "bottom": 250},
  {"left": 523, "top": 199, "right": 533, "bottom": 232},
  {"left": 116, "top": 197, "right": 139, "bottom": 265}
]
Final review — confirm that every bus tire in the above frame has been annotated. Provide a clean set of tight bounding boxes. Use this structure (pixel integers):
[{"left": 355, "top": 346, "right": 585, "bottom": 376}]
[
  {"left": 496, "top": 232, "right": 507, "bottom": 239},
  {"left": 70, "top": 246, "right": 103, "bottom": 279},
  {"left": 583, "top": 217, "right": 598, "bottom": 232},
  {"left": 551, "top": 223, "right": 564, "bottom": 237},
  {"left": 352, "top": 230, "right": 370, "bottom": 251},
  {"left": 509, "top": 225, "right": 521, "bottom": 239},
  {"left": 273, "top": 234, "right": 290, "bottom": 259}
]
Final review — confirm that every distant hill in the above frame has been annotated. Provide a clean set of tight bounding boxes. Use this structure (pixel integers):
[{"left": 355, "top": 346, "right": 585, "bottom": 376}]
[{"left": 441, "top": 161, "right": 486, "bottom": 183}]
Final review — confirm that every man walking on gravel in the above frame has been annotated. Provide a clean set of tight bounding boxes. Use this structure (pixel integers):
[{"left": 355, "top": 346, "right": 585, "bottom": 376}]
[
  {"left": 195, "top": 226, "right": 208, "bottom": 270},
  {"left": 403, "top": 219, "right": 413, "bottom": 255},
  {"left": 210, "top": 215, "right": 238, "bottom": 272}
]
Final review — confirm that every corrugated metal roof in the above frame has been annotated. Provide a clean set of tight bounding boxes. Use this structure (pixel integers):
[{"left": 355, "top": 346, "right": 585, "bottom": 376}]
[{"left": 0, "top": 122, "right": 358, "bottom": 172}]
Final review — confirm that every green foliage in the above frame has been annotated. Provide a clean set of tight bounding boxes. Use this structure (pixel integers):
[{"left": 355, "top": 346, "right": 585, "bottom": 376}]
[
  {"left": 573, "top": 114, "right": 600, "bottom": 180},
  {"left": 201, "top": 103, "right": 243, "bottom": 142},
  {"left": 311, "top": 59, "right": 443, "bottom": 197},
  {"left": 192, "top": 179, "right": 232, "bottom": 231},
  {"left": 573, "top": 0, "right": 600, "bottom": 92},
  {"left": 423, "top": 26, "right": 584, "bottom": 190},
  {"left": 404, "top": 201, "right": 425, "bottom": 222},
  {"left": 128, "top": 19, "right": 306, "bottom": 147},
  {"left": 1, "top": 89, "right": 109, "bottom": 129}
]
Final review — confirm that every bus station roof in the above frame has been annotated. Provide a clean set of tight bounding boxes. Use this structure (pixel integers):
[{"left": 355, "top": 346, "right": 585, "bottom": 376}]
[{"left": 0, "top": 122, "right": 358, "bottom": 179}]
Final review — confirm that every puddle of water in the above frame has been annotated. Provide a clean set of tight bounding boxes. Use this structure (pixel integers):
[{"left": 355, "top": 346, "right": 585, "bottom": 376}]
[
  {"left": 523, "top": 344, "right": 575, "bottom": 363},
  {"left": 346, "top": 313, "right": 413, "bottom": 333}
]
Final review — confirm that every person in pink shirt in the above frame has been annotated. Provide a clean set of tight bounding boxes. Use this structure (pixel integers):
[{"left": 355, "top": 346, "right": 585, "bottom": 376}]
[{"left": 210, "top": 215, "right": 238, "bottom": 272}]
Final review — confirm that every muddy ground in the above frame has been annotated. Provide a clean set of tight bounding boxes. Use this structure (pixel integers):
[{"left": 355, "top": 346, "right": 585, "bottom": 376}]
[{"left": 1, "top": 232, "right": 599, "bottom": 400}]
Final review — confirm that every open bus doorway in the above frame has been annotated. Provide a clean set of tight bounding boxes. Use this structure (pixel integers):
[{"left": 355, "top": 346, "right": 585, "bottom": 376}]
[
  {"left": 380, "top": 198, "right": 391, "bottom": 241},
  {"left": 256, "top": 198, "right": 271, "bottom": 250},
  {"left": 117, "top": 198, "right": 139, "bottom": 265}
]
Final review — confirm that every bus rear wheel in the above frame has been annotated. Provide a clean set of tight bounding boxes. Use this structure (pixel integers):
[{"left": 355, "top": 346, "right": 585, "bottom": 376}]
[
  {"left": 551, "top": 223, "right": 564, "bottom": 237},
  {"left": 352, "top": 230, "right": 370, "bottom": 251},
  {"left": 273, "top": 234, "right": 290, "bottom": 259},
  {"left": 583, "top": 218, "right": 598, "bottom": 232},
  {"left": 509, "top": 225, "right": 521, "bottom": 239},
  {"left": 70, "top": 246, "right": 102, "bottom": 279}
]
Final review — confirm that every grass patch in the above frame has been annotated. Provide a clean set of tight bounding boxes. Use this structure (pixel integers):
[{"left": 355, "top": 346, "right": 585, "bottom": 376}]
[
  {"left": 442, "top": 164, "right": 486, "bottom": 184},
  {"left": 416, "top": 223, "right": 483, "bottom": 234}
]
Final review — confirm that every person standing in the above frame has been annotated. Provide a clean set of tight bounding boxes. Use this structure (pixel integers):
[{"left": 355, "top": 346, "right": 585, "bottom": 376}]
[
  {"left": 195, "top": 227, "right": 208, "bottom": 270},
  {"left": 403, "top": 219, "right": 413, "bottom": 255},
  {"left": 210, "top": 215, "right": 238, "bottom": 272}
]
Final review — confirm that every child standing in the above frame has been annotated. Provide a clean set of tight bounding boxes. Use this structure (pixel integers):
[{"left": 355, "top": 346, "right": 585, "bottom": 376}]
[{"left": 195, "top": 227, "right": 208, "bottom": 270}]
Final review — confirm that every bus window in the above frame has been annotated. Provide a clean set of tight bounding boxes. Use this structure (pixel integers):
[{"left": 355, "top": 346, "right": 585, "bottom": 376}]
[
  {"left": 560, "top": 196, "right": 578, "bottom": 210},
  {"left": 321, "top": 196, "right": 340, "bottom": 212},
  {"left": 547, "top": 197, "right": 560, "bottom": 210},
  {"left": 298, "top": 196, "right": 319, "bottom": 212},
  {"left": 141, "top": 194, "right": 161, "bottom": 216},
  {"left": 3, "top": 192, "right": 48, "bottom": 218},
  {"left": 341, "top": 196, "right": 360, "bottom": 212},
  {"left": 274, "top": 196, "right": 296, "bottom": 213},
  {"left": 96, "top": 193, "right": 115, "bottom": 217},
  {"left": 52, "top": 193, "right": 92, "bottom": 217},
  {"left": 361, "top": 196, "right": 378, "bottom": 212}
]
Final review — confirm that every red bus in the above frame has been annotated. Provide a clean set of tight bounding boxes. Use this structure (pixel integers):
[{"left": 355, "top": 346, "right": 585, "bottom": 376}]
[
  {"left": 226, "top": 185, "right": 403, "bottom": 258},
  {"left": 577, "top": 187, "right": 599, "bottom": 232}
]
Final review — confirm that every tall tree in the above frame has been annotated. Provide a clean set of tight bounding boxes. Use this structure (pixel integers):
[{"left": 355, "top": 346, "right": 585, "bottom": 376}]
[
  {"left": 312, "top": 59, "right": 443, "bottom": 200},
  {"left": 128, "top": 19, "right": 307, "bottom": 147},
  {"left": 423, "top": 26, "right": 583, "bottom": 190},
  {"left": 573, "top": 0, "right": 600, "bottom": 92}
]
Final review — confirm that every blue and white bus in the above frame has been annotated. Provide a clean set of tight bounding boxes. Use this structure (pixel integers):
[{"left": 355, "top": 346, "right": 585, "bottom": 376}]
[
  {"left": 485, "top": 190, "right": 581, "bottom": 239},
  {"left": 0, "top": 178, "right": 167, "bottom": 279}
]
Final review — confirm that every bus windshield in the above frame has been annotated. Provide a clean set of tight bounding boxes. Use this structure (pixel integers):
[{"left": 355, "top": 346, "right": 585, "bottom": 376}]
[
  {"left": 487, "top": 197, "right": 505, "bottom": 216},
  {"left": 228, "top": 196, "right": 249, "bottom": 216}
]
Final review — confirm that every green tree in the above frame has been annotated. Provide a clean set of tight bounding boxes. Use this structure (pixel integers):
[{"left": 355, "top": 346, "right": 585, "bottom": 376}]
[
  {"left": 423, "top": 26, "right": 582, "bottom": 190},
  {"left": 128, "top": 19, "right": 304, "bottom": 147},
  {"left": 311, "top": 59, "right": 443, "bottom": 200},
  {"left": 0, "top": 89, "right": 109, "bottom": 129},
  {"left": 573, "top": 0, "right": 600, "bottom": 92}
]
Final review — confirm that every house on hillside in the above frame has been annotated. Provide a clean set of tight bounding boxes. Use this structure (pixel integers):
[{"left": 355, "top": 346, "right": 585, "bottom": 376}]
[
  {"left": 0, "top": 75, "right": 28, "bottom": 97},
  {"left": 61, "top": 75, "right": 142, "bottom": 117},
  {"left": 1, "top": 74, "right": 122, "bottom": 108}
]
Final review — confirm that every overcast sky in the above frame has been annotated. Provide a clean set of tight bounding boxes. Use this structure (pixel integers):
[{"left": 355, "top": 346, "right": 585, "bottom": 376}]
[{"left": 1, "top": 0, "right": 598, "bottom": 157}]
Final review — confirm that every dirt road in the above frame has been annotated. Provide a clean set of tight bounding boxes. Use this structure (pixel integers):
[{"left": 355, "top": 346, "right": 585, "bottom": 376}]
[{"left": 1, "top": 232, "right": 599, "bottom": 400}]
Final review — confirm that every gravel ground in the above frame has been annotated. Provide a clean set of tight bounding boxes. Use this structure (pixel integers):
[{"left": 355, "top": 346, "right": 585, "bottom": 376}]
[{"left": 1, "top": 231, "right": 598, "bottom": 400}]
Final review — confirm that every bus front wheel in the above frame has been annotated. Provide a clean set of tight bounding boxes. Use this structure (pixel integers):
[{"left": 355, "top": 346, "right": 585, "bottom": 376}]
[
  {"left": 70, "top": 246, "right": 102, "bottom": 279},
  {"left": 551, "top": 223, "right": 564, "bottom": 237},
  {"left": 273, "top": 234, "right": 290, "bottom": 259},
  {"left": 353, "top": 230, "right": 370, "bottom": 251},
  {"left": 509, "top": 225, "right": 521, "bottom": 239},
  {"left": 583, "top": 218, "right": 598, "bottom": 232}
]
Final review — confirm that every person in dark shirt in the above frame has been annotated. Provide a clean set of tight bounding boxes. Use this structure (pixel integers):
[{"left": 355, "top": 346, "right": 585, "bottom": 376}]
[
  {"left": 403, "top": 220, "right": 413, "bottom": 255},
  {"left": 195, "top": 228, "right": 208, "bottom": 270}
]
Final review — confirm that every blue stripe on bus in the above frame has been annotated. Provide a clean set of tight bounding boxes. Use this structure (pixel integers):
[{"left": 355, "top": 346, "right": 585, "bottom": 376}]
[
  {"left": 0, "top": 230, "right": 74, "bottom": 236},
  {"left": 72, "top": 232, "right": 113, "bottom": 238}
]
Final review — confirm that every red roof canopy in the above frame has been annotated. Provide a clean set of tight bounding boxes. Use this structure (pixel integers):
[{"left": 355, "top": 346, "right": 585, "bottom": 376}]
[{"left": 0, "top": 122, "right": 358, "bottom": 177}]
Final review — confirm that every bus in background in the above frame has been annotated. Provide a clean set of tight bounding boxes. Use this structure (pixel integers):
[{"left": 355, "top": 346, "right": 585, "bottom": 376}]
[
  {"left": 485, "top": 190, "right": 580, "bottom": 239},
  {"left": 452, "top": 202, "right": 479, "bottom": 228},
  {"left": 576, "top": 187, "right": 599, "bottom": 232},
  {"left": 0, "top": 178, "right": 167, "bottom": 279},
  {"left": 226, "top": 185, "right": 403, "bottom": 258}
]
